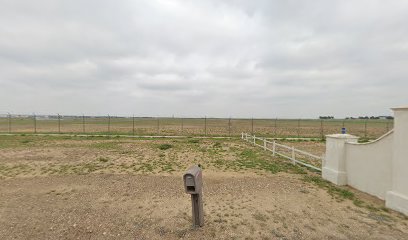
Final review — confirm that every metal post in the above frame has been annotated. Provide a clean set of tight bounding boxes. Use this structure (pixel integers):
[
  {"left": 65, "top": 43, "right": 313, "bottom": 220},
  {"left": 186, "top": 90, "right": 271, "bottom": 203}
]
[
  {"left": 157, "top": 117, "right": 160, "bottom": 135},
  {"left": 274, "top": 118, "right": 277, "bottom": 137},
  {"left": 108, "top": 115, "right": 110, "bottom": 133},
  {"left": 204, "top": 116, "right": 207, "bottom": 136},
  {"left": 82, "top": 115, "right": 85, "bottom": 133},
  {"left": 342, "top": 119, "right": 345, "bottom": 128},
  {"left": 272, "top": 141, "right": 276, "bottom": 156},
  {"left": 364, "top": 120, "right": 367, "bottom": 138},
  {"left": 228, "top": 117, "right": 231, "bottom": 136},
  {"left": 58, "top": 114, "right": 61, "bottom": 133},
  {"left": 8, "top": 113, "right": 11, "bottom": 133},
  {"left": 251, "top": 118, "right": 254, "bottom": 135},
  {"left": 320, "top": 119, "right": 323, "bottom": 139},
  {"left": 291, "top": 146, "right": 296, "bottom": 165},
  {"left": 253, "top": 135, "right": 255, "bottom": 145},
  {"left": 34, "top": 113, "right": 36, "bottom": 133},
  {"left": 132, "top": 115, "right": 135, "bottom": 135},
  {"left": 181, "top": 118, "right": 184, "bottom": 134},
  {"left": 297, "top": 119, "right": 300, "bottom": 138}
]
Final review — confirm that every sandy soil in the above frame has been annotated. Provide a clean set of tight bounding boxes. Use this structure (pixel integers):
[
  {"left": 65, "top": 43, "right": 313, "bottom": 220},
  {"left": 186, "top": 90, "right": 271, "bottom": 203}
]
[{"left": 0, "top": 136, "right": 407, "bottom": 239}]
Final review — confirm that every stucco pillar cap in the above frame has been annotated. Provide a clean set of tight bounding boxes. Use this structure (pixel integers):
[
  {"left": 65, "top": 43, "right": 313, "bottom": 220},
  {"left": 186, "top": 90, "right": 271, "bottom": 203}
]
[
  {"left": 391, "top": 106, "right": 408, "bottom": 111},
  {"left": 326, "top": 134, "right": 359, "bottom": 139}
]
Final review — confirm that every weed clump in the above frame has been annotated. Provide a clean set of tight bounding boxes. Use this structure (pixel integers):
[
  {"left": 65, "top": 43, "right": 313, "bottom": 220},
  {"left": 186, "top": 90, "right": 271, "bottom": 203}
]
[
  {"left": 358, "top": 138, "right": 370, "bottom": 143},
  {"left": 213, "top": 142, "right": 222, "bottom": 148},
  {"left": 98, "top": 157, "right": 109, "bottom": 163},
  {"left": 158, "top": 144, "right": 172, "bottom": 150}
]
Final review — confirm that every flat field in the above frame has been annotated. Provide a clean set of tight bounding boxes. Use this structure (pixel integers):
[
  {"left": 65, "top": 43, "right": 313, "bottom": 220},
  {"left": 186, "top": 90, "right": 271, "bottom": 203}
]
[
  {"left": 0, "top": 136, "right": 407, "bottom": 239},
  {"left": 0, "top": 117, "right": 393, "bottom": 139}
]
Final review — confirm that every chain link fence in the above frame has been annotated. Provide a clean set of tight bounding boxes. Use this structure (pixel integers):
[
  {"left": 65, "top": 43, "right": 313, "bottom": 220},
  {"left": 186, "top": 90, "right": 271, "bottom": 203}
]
[{"left": 0, "top": 114, "right": 393, "bottom": 139}]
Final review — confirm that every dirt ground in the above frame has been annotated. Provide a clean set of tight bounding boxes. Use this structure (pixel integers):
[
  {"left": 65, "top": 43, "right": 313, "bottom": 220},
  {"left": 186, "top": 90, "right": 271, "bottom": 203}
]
[{"left": 0, "top": 135, "right": 407, "bottom": 239}]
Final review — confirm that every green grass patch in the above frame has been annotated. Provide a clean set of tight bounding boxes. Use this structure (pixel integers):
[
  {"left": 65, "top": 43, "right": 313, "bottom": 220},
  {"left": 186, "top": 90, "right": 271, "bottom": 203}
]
[
  {"left": 211, "top": 148, "right": 304, "bottom": 174},
  {"left": 158, "top": 144, "right": 172, "bottom": 150},
  {"left": 302, "top": 175, "right": 392, "bottom": 214},
  {"left": 303, "top": 175, "right": 355, "bottom": 200}
]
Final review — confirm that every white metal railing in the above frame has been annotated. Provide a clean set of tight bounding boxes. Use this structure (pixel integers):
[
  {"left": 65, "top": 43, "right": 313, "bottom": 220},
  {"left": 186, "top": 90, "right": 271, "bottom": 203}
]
[{"left": 241, "top": 132, "right": 322, "bottom": 171}]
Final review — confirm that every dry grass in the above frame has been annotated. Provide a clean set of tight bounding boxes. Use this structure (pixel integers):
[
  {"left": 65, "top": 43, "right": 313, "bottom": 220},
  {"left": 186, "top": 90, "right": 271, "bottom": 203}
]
[
  {"left": 0, "top": 135, "right": 407, "bottom": 240},
  {"left": 0, "top": 117, "right": 393, "bottom": 139}
]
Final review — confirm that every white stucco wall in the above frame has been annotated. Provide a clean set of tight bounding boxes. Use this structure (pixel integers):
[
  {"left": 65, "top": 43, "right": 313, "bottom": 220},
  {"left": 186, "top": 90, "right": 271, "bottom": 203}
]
[
  {"left": 322, "top": 134, "right": 358, "bottom": 185},
  {"left": 345, "top": 131, "right": 393, "bottom": 200},
  {"left": 323, "top": 105, "right": 408, "bottom": 215},
  {"left": 386, "top": 107, "right": 408, "bottom": 215}
]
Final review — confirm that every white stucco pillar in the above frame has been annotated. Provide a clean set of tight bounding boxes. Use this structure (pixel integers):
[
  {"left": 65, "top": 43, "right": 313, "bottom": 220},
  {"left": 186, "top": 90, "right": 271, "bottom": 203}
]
[
  {"left": 322, "top": 134, "right": 359, "bottom": 185},
  {"left": 386, "top": 106, "right": 408, "bottom": 215}
]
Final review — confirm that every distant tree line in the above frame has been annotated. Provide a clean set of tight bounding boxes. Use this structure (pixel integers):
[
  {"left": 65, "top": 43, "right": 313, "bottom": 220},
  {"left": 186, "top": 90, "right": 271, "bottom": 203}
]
[
  {"left": 345, "top": 116, "right": 394, "bottom": 120},
  {"left": 318, "top": 115, "right": 394, "bottom": 120}
]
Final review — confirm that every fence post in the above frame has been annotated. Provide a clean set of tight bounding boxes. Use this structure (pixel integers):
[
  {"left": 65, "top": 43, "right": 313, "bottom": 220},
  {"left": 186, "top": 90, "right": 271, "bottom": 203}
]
[
  {"left": 157, "top": 117, "right": 160, "bottom": 135},
  {"left": 132, "top": 115, "right": 135, "bottom": 135},
  {"left": 241, "top": 132, "right": 243, "bottom": 139},
  {"left": 364, "top": 120, "right": 367, "bottom": 138},
  {"left": 272, "top": 141, "right": 276, "bottom": 156},
  {"left": 274, "top": 118, "right": 277, "bottom": 137},
  {"left": 8, "top": 113, "right": 11, "bottom": 133},
  {"left": 297, "top": 119, "right": 300, "bottom": 138},
  {"left": 58, "top": 114, "right": 61, "bottom": 133},
  {"left": 251, "top": 118, "right": 254, "bottom": 135},
  {"left": 181, "top": 118, "right": 184, "bottom": 135},
  {"left": 228, "top": 117, "right": 231, "bottom": 136},
  {"left": 33, "top": 113, "right": 36, "bottom": 133},
  {"left": 291, "top": 146, "right": 296, "bottom": 165},
  {"left": 253, "top": 135, "right": 255, "bottom": 145},
  {"left": 263, "top": 138, "right": 266, "bottom": 150},
  {"left": 108, "top": 115, "right": 111, "bottom": 133},
  {"left": 320, "top": 119, "right": 324, "bottom": 139},
  {"left": 204, "top": 116, "right": 207, "bottom": 136},
  {"left": 82, "top": 114, "right": 85, "bottom": 133}
]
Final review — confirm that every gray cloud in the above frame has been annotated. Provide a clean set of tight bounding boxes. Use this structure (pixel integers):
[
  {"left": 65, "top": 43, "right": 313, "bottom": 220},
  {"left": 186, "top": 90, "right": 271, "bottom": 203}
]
[{"left": 0, "top": 0, "right": 407, "bottom": 118}]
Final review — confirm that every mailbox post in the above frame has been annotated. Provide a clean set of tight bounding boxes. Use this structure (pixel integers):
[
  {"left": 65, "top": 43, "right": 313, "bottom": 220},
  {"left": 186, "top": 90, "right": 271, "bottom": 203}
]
[{"left": 183, "top": 165, "right": 204, "bottom": 228}]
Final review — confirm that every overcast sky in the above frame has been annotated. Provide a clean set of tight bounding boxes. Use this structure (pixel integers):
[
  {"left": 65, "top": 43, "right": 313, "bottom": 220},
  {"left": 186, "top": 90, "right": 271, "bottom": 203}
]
[{"left": 1, "top": 0, "right": 407, "bottom": 118}]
